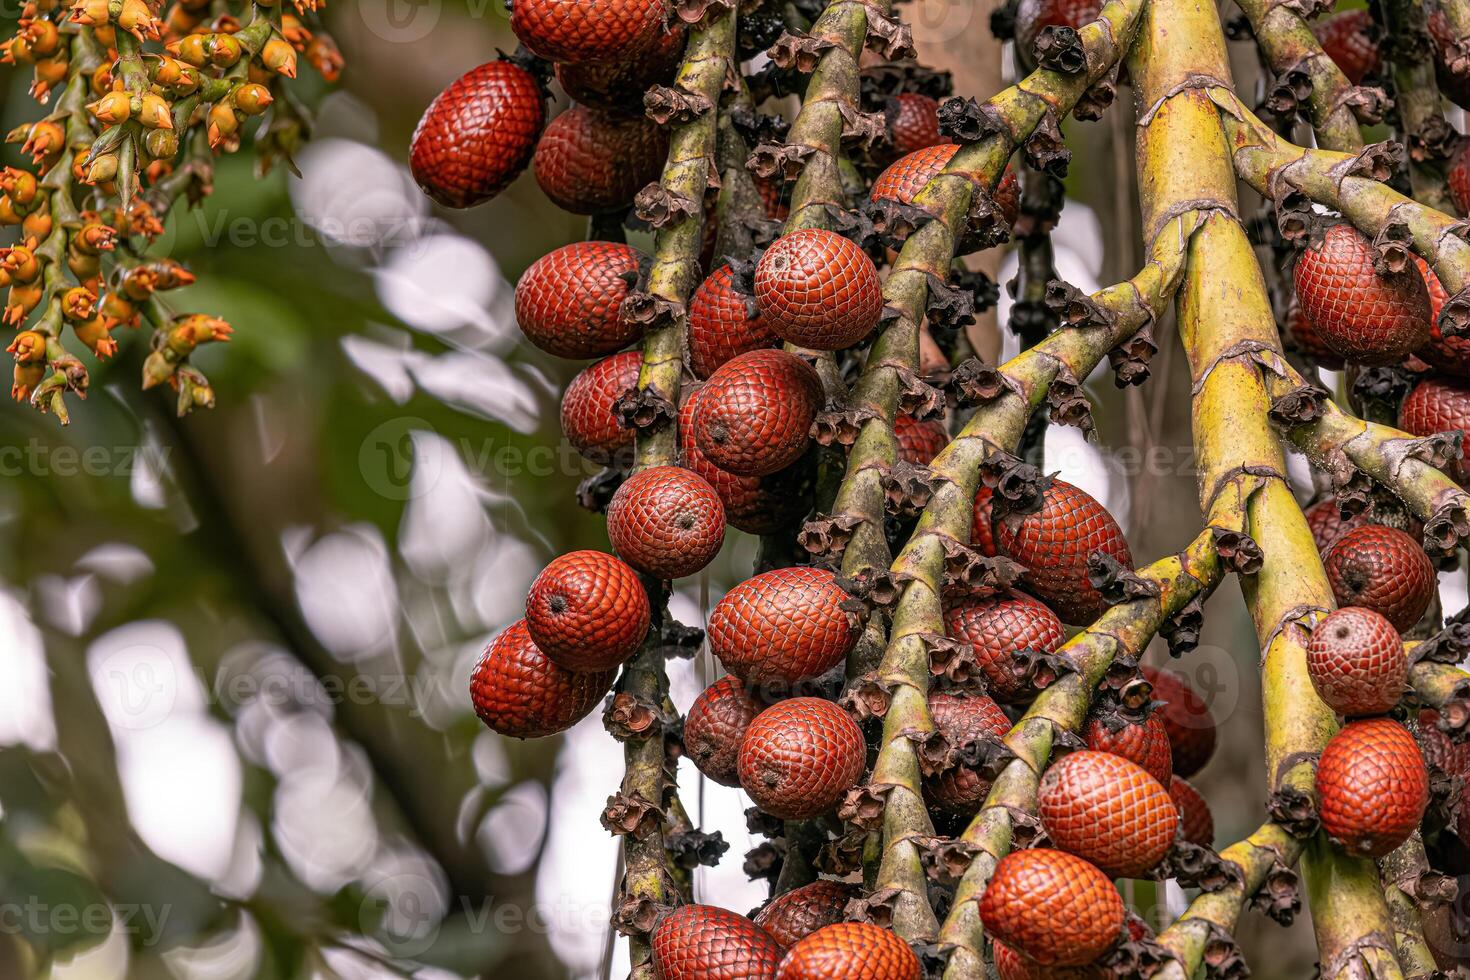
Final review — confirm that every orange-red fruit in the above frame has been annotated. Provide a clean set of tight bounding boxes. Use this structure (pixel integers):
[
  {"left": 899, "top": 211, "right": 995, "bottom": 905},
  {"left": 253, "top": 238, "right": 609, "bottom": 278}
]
[
  {"left": 684, "top": 676, "right": 761, "bottom": 787},
  {"left": 693, "top": 349, "right": 824, "bottom": 477},
  {"left": 775, "top": 922, "right": 920, "bottom": 980},
  {"left": 924, "top": 691, "right": 1012, "bottom": 813},
  {"left": 1038, "top": 750, "right": 1179, "bottom": 879},
  {"left": 689, "top": 266, "right": 779, "bottom": 379},
  {"left": 525, "top": 550, "right": 650, "bottom": 673},
  {"left": 708, "top": 567, "right": 860, "bottom": 686},
  {"left": 1292, "top": 223, "right": 1432, "bottom": 366},
  {"left": 1084, "top": 714, "right": 1173, "bottom": 787},
  {"left": 942, "top": 592, "right": 1065, "bottom": 702},
  {"left": 1306, "top": 607, "right": 1408, "bottom": 717},
  {"left": 1313, "top": 10, "right": 1381, "bottom": 84},
  {"left": 533, "top": 106, "right": 667, "bottom": 215},
  {"left": 971, "top": 486, "right": 997, "bottom": 557},
  {"left": 992, "top": 941, "right": 1104, "bottom": 980},
  {"left": 511, "top": 0, "right": 666, "bottom": 64},
  {"left": 1014, "top": 0, "right": 1104, "bottom": 61},
  {"left": 1304, "top": 498, "right": 1361, "bottom": 553},
  {"left": 1411, "top": 258, "right": 1470, "bottom": 377},
  {"left": 752, "top": 880, "right": 857, "bottom": 949},
  {"left": 1450, "top": 139, "right": 1470, "bottom": 218},
  {"left": 650, "top": 904, "right": 783, "bottom": 980},
  {"left": 1286, "top": 303, "right": 1344, "bottom": 370},
  {"left": 993, "top": 479, "right": 1133, "bottom": 625},
  {"left": 1143, "top": 666, "right": 1218, "bottom": 778},
  {"left": 738, "top": 697, "right": 865, "bottom": 820},
  {"left": 754, "top": 230, "right": 883, "bottom": 351},
  {"left": 886, "top": 93, "right": 944, "bottom": 157},
  {"left": 410, "top": 60, "right": 545, "bottom": 209},
  {"left": 678, "top": 388, "right": 811, "bottom": 534},
  {"left": 554, "top": 23, "right": 683, "bottom": 110},
  {"left": 606, "top": 466, "right": 725, "bottom": 579},
  {"left": 515, "top": 242, "right": 644, "bottom": 358},
  {"left": 1169, "top": 776, "right": 1214, "bottom": 847},
  {"left": 470, "top": 619, "right": 615, "bottom": 738},
  {"left": 1416, "top": 707, "right": 1470, "bottom": 777},
  {"left": 1316, "top": 717, "right": 1429, "bottom": 858},
  {"left": 893, "top": 414, "right": 948, "bottom": 465},
  {"left": 979, "top": 848, "right": 1125, "bottom": 967},
  {"left": 1400, "top": 377, "right": 1470, "bottom": 483},
  {"left": 561, "top": 350, "right": 641, "bottom": 464},
  {"left": 869, "top": 145, "right": 1022, "bottom": 227},
  {"left": 1322, "top": 525, "right": 1435, "bottom": 633}
]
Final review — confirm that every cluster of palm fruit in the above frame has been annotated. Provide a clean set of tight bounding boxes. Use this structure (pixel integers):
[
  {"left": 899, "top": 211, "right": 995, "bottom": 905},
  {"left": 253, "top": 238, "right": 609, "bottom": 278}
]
[
  {"left": 0, "top": 0, "right": 339, "bottom": 421},
  {"left": 423, "top": 0, "right": 1470, "bottom": 976}
]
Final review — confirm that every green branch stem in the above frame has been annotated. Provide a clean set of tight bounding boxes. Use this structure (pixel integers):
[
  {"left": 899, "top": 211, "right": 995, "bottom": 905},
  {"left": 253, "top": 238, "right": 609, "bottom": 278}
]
[
  {"left": 1383, "top": 0, "right": 1455, "bottom": 211},
  {"left": 1236, "top": 0, "right": 1363, "bottom": 151}
]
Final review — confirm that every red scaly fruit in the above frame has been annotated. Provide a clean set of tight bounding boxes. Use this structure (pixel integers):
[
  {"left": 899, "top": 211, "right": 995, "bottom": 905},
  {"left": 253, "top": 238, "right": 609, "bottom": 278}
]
[
  {"left": 752, "top": 880, "right": 858, "bottom": 949},
  {"left": 776, "top": 922, "right": 921, "bottom": 980},
  {"left": 893, "top": 414, "right": 948, "bottom": 465},
  {"left": 410, "top": 60, "right": 545, "bottom": 209},
  {"left": 1400, "top": 377, "right": 1470, "bottom": 483},
  {"left": 678, "top": 388, "right": 811, "bottom": 534},
  {"left": 1014, "top": 0, "right": 1103, "bottom": 67},
  {"left": 1305, "top": 607, "right": 1408, "bottom": 717},
  {"left": 923, "top": 690, "right": 1012, "bottom": 813},
  {"left": 1313, "top": 10, "right": 1381, "bottom": 84},
  {"left": 1304, "top": 497, "right": 1361, "bottom": 553},
  {"left": 1038, "top": 750, "right": 1179, "bottom": 879},
  {"left": 708, "top": 567, "right": 860, "bottom": 687},
  {"left": 1410, "top": 257, "right": 1470, "bottom": 377},
  {"left": 689, "top": 265, "right": 779, "bottom": 379},
  {"left": 971, "top": 486, "right": 997, "bottom": 557},
  {"left": 992, "top": 167, "right": 1022, "bottom": 228},
  {"left": 756, "top": 176, "right": 790, "bottom": 223},
  {"left": 1415, "top": 708, "right": 1470, "bottom": 777},
  {"left": 554, "top": 22, "right": 684, "bottom": 111},
  {"left": 1449, "top": 138, "right": 1470, "bottom": 217},
  {"left": 650, "top": 904, "right": 783, "bottom": 980},
  {"left": 511, "top": 0, "right": 666, "bottom": 65},
  {"left": 515, "top": 242, "right": 645, "bottom": 358},
  {"left": 693, "top": 349, "right": 824, "bottom": 477},
  {"left": 992, "top": 478, "right": 1133, "bottom": 625},
  {"left": 606, "top": 466, "right": 726, "bottom": 579},
  {"left": 942, "top": 592, "right": 1065, "bottom": 703},
  {"left": 1285, "top": 303, "right": 1344, "bottom": 370},
  {"left": 1084, "top": 713, "right": 1174, "bottom": 787},
  {"left": 525, "top": 550, "right": 650, "bottom": 673},
  {"left": 1316, "top": 717, "right": 1430, "bottom": 858},
  {"left": 738, "top": 697, "right": 866, "bottom": 820},
  {"left": 1169, "top": 776, "right": 1215, "bottom": 847},
  {"left": 885, "top": 93, "right": 944, "bottom": 157},
  {"left": 533, "top": 106, "right": 668, "bottom": 215},
  {"left": 470, "top": 619, "right": 615, "bottom": 738},
  {"left": 869, "top": 144, "right": 1022, "bottom": 227},
  {"left": 753, "top": 230, "right": 883, "bottom": 351},
  {"left": 1293, "top": 222, "right": 1432, "bottom": 366},
  {"left": 979, "top": 848, "right": 1125, "bottom": 967},
  {"left": 993, "top": 941, "right": 1104, "bottom": 980},
  {"left": 561, "top": 350, "right": 641, "bottom": 464},
  {"left": 684, "top": 676, "right": 761, "bottom": 787},
  {"left": 1428, "top": 12, "right": 1470, "bottom": 109},
  {"left": 1142, "top": 666, "right": 1218, "bottom": 778},
  {"left": 1323, "top": 524, "right": 1435, "bottom": 633}
]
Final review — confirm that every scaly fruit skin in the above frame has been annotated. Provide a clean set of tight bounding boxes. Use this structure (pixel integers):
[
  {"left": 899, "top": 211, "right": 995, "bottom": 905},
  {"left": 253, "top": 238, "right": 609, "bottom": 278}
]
[
  {"left": 1305, "top": 607, "right": 1408, "bottom": 717},
  {"left": 775, "top": 922, "right": 921, "bottom": 980},
  {"left": 993, "top": 479, "right": 1133, "bottom": 625},
  {"left": 525, "top": 550, "right": 650, "bottom": 673},
  {"left": 554, "top": 22, "right": 684, "bottom": 111},
  {"left": 684, "top": 676, "right": 761, "bottom": 787},
  {"left": 1450, "top": 138, "right": 1470, "bottom": 217},
  {"left": 515, "top": 242, "right": 645, "bottom": 359},
  {"left": 1400, "top": 377, "right": 1470, "bottom": 483},
  {"left": 885, "top": 93, "right": 944, "bottom": 157},
  {"left": 942, "top": 592, "right": 1065, "bottom": 702},
  {"left": 1084, "top": 713, "right": 1173, "bottom": 787},
  {"left": 708, "top": 567, "right": 860, "bottom": 687},
  {"left": 561, "top": 350, "right": 641, "bottom": 464},
  {"left": 738, "top": 697, "right": 865, "bottom": 820},
  {"left": 1142, "top": 666, "right": 1218, "bottom": 778},
  {"left": 893, "top": 414, "right": 948, "bottom": 465},
  {"left": 1313, "top": 10, "right": 1381, "bottom": 84},
  {"left": 869, "top": 144, "right": 1021, "bottom": 227},
  {"left": 1323, "top": 525, "right": 1435, "bottom": 633},
  {"left": 470, "top": 619, "right": 615, "bottom": 738},
  {"left": 993, "top": 942, "right": 1104, "bottom": 980},
  {"left": 1169, "top": 776, "right": 1214, "bottom": 846},
  {"left": 606, "top": 466, "right": 726, "bottom": 580},
  {"left": 923, "top": 691, "right": 1012, "bottom": 813},
  {"left": 753, "top": 230, "right": 883, "bottom": 351},
  {"left": 1286, "top": 303, "right": 1344, "bottom": 370},
  {"left": 650, "top": 904, "right": 784, "bottom": 980},
  {"left": 1015, "top": 0, "right": 1103, "bottom": 66},
  {"left": 678, "top": 388, "right": 811, "bottom": 534},
  {"left": 1038, "top": 750, "right": 1179, "bottom": 879},
  {"left": 980, "top": 848, "right": 1125, "bottom": 967},
  {"left": 1411, "top": 258, "right": 1470, "bottom": 377},
  {"left": 693, "top": 349, "right": 824, "bottom": 477},
  {"left": 1415, "top": 707, "right": 1470, "bottom": 777},
  {"left": 410, "top": 60, "right": 545, "bottom": 209},
  {"left": 689, "top": 266, "right": 779, "bottom": 379},
  {"left": 752, "top": 880, "right": 857, "bottom": 949},
  {"left": 971, "top": 486, "right": 997, "bottom": 557},
  {"left": 1316, "top": 717, "right": 1430, "bottom": 858},
  {"left": 512, "top": 0, "right": 666, "bottom": 64},
  {"left": 533, "top": 106, "right": 667, "bottom": 215},
  {"left": 1304, "top": 497, "right": 1361, "bottom": 553},
  {"left": 1293, "top": 222, "right": 1432, "bottom": 366},
  {"left": 1428, "top": 12, "right": 1470, "bottom": 109}
]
